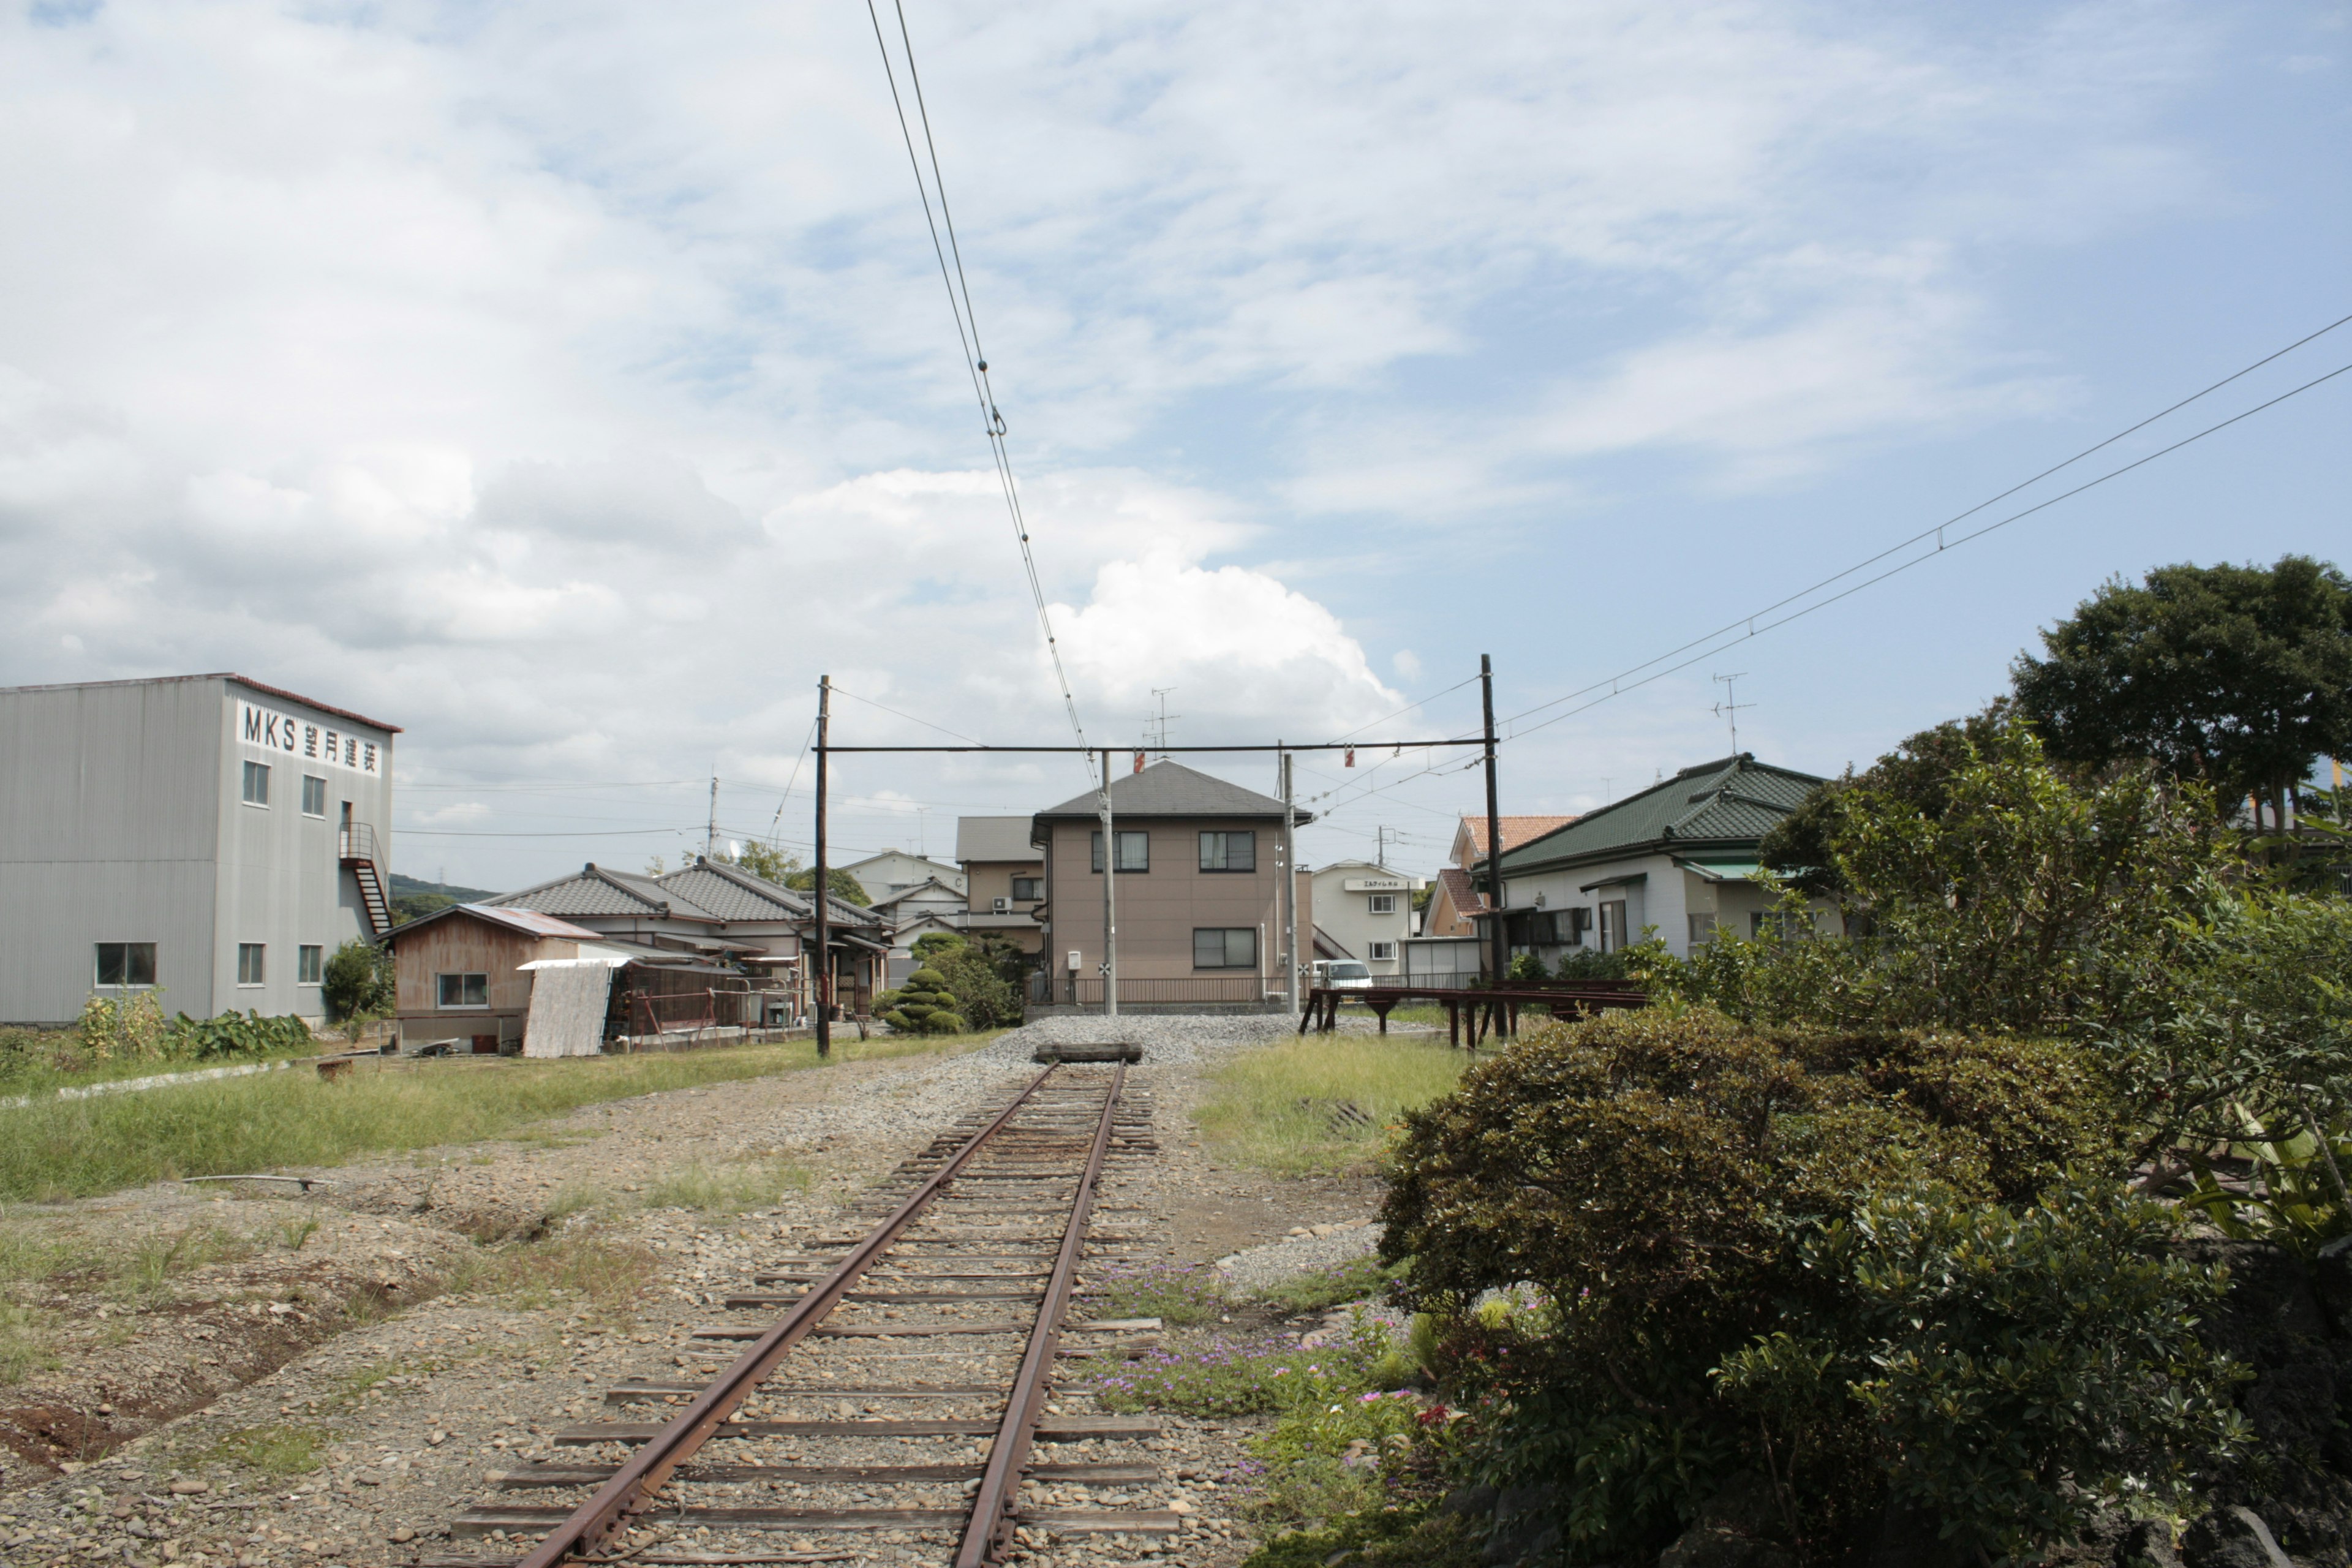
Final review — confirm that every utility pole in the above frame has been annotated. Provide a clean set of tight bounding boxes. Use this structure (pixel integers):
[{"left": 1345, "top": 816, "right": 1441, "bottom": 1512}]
[
  {"left": 706, "top": 774, "right": 719, "bottom": 861},
  {"left": 813, "top": 677, "right": 831, "bottom": 1059},
  {"left": 1281, "top": 746, "right": 1297, "bottom": 1017},
  {"left": 1481, "top": 655, "right": 1507, "bottom": 997},
  {"left": 1711, "top": 673, "right": 1751, "bottom": 756},
  {"left": 1099, "top": 749, "right": 1118, "bottom": 1019},
  {"left": 1375, "top": 824, "right": 1390, "bottom": 869}
]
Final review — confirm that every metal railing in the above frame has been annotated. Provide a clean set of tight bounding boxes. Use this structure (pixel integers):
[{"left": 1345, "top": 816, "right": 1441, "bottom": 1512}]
[
  {"left": 1058, "top": 974, "right": 1270, "bottom": 1006},
  {"left": 338, "top": 822, "right": 380, "bottom": 864}
]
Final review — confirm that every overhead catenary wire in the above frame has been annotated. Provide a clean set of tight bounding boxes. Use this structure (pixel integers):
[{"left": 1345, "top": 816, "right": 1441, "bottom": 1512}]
[
  {"left": 1505, "top": 357, "right": 2352, "bottom": 747},
  {"left": 1501, "top": 323, "right": 2352, "bottom": 734},
  {"left": 861, "top": 0, "right": 1095, "bottom": 789}
]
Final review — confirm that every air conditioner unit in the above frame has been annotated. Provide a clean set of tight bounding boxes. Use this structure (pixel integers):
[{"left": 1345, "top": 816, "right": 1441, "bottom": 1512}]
[{"left": 992, "top": 897, "right": 1011, "bottom": 913}]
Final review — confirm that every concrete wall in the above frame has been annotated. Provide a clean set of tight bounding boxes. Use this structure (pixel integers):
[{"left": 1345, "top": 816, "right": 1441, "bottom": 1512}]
[
  {"left": 0, "top": 675, "right": 395, "bottom": 1025},
  {"left": 1311, "top": 863, "right": 1417, "bottom": 975}
]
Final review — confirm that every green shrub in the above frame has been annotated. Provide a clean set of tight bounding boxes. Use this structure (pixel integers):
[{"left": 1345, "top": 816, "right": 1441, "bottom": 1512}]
[
  {"left": 1378, "top": 1007, "right": 2223, "bottom": 1559},
  {"left": 322, "top": 938, "right": 394, "bottom": 1022},
  {"left": 929, "top": 944, "right": 1020, "bottom": 1028},
  {"left": 920, "top": 1011, "right": 967, "bottom": 1035},
  {"left": 906, "top": 966, "right": 949, "bottom": 992}
]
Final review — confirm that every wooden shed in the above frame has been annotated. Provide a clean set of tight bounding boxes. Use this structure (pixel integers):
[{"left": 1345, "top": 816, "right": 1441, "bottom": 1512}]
[{"left": 386, "top": 903, "right": 603, "bottom": 1052}]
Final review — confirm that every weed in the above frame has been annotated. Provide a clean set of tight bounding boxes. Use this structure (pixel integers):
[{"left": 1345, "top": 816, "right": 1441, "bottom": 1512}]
[
  {"left": 195, "top": 1423, "right": 331, "bottom": 1476},
  {"left": 0, "top": 1036, "right": 922, "bottom": 1202},
  {"left": 111, "top": 1226, "right": 251, "bottom": 1305},
  {"left": 0, "top": 1222, "right": 93, "bottom": 1285},
  {"left": 1096, "top": 1313, "right": 1418, "bottom": 1419},
  {"left": 0, "top": 1300, "right": 58, "bottom": 1385},
  {"left": 642, "top": 1159, "right": 813, "bottom": 1213},
  {"left": 1257, "top": 1256, "right": 1407, "bottom": 1316},
  {"left": 450, "top": 1232, "right": 656, "bottom": 1324},
  {"left": 544, "top": 1185, "right": 609, "bottom": 1223},
  {"left": 1197, "top": 1037, "right": 1467, "bottom": 1175},
  {"left": 1088, "top": 1261, "right": 1229, "bottom": 1326},
  {"left": 276, "top": 1217, "right": 320, "bottom": 1252}
]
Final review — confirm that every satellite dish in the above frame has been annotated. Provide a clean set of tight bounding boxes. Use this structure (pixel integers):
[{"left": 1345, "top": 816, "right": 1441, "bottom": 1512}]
[{"left": 728, "top": 840, "right": 741, "bottom": 858}]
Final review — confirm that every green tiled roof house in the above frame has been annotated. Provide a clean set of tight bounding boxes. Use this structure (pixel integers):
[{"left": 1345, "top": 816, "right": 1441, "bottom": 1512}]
[{"left": 1472, "top": 753, "right": 1831, "bottom": 962}]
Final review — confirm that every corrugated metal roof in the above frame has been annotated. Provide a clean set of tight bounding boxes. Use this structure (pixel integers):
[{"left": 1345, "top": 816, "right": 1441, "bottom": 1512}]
[
  {"left": 386, "top": 902, "right": 605, "bottom": 943},
  {"left": 956, "top": 816, "right": 1042, "bottom": 864},
  {"left": 0, "top": 672, "right": 404, "bottom": 734},
  {"left": 1494, "top": 755, "right": 1825, "bottom": 875},
  {"left": 1035, "top": 760, "right": 1309, "bottom": 823}
]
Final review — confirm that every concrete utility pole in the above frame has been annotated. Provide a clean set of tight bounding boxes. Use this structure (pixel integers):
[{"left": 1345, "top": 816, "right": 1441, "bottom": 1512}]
[
  {"left": 1099, "top": 749, "right": 1118, "bottom": 1019},
  {"left": 813, "top": 677, "right": 831, "bottom": 1058},
  {"left": 706, "top": 775, "right": 719, "bottom": 861},
  {"left": 1481, "top": 655, "right": 1507, "bottom": 993},
  {"left": 1281, "top": 746, "right": 1297, "bottom": 1017}
]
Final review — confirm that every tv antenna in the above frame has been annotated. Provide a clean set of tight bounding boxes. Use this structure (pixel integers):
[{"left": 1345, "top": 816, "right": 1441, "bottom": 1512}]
[
  {"left": 1711, "top": 673, "right": 1752, "bottom": 755},
  {"left": 1145, "top": 688, "right": 1181, "bottom": 760}
]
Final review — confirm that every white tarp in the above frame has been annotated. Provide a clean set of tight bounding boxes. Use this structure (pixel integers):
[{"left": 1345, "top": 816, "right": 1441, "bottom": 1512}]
[{"left": 522, "top": 960, "right": 616, "bottom": 1058}]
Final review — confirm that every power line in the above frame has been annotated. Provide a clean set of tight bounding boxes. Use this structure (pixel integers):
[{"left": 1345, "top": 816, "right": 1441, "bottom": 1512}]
[
  {"left": 1502, "top": 315, "right": 2352, "bottom": 733},
  {"left": 829, "top": 683, "right": 990, "bottom": 746},
  {"left": 1506, "top": 356, "right": 2352, "bottom": 744},
  {"left": 861, "top": 0, "right": 1093, "bottom": 783}
]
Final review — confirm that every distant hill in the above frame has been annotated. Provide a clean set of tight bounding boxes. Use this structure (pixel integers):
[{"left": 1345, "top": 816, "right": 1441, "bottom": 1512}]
[{"left": 389, "top": 872, "right": 505, "bottom": 927}]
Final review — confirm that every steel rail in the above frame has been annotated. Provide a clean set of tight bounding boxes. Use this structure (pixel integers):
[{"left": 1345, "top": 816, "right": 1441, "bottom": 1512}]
[
  {"left": 514, "top": 1064, "right": 1066, "bottom": 1568},
  {"left": 955, "top": 1063, "right": 1128, "bottom": 1567}
]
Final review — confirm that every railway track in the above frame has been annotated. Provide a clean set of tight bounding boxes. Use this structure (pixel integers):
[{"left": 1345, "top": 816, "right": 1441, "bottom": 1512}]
[{"left": 432, "top": 1063, "right": 1175, "bottom": 1568}]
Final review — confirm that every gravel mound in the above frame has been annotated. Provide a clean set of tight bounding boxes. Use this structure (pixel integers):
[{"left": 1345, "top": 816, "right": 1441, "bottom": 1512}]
[
  {"left": 976, "top": 1011, "right": 1408, "bottom": 1065},
  {"left": 1216, "top": 1220, "right": 1385, "bottom": 1293}
]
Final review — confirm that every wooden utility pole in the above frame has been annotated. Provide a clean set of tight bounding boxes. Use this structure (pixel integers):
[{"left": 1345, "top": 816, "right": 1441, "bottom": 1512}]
[
  {"left": 813, "top": 676, "right": 831, "bottom": 1058},
  {"left": 1100, "top": 749, "right": 1118, "bottom": 1019},
  {"left": 1481, "top": 655, "right": 1507, "bottom": 1005}
]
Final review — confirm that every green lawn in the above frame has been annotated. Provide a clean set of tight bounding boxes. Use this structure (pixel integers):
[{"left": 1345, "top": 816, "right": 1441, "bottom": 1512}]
[
  {"left": 0, "top": 1032, "right": 984, "bottom": 1203},
  {"left": 1196, "top": 1033, "right": 1470, "bottom": 1175}
]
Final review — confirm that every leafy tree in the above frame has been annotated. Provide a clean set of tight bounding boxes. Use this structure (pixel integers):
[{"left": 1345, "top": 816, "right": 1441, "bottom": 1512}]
[
  {"left": 1758, "top": 703, "right": 2013, "bottom": 900},
  {"left": 1659, "top": 721, "right": 2228, "bottom": 1038},
  {"left": 717, "top": 841, "right": 795, "bottom": 881},
  {"left": 786, "top": 867, "right": 872, "bottom": 907},
  {"left": 910, "top": 931, "right": 967, "bottom": 962},
  {"left": 323, "top": 938, "right": 395, "bottom": 1022},
  {"left": 2011, "top": 555, "right": 2352, "bottom": 827}
]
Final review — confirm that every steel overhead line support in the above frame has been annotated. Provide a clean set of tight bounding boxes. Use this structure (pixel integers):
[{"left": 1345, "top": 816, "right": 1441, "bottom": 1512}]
[
  {"left": 820, "top": 740, "right": 1477, "bottom": 754},
  {"left": 1099, "top": 748, "right": 1118, "bottom": 1020},
  {"left": 1481, "top": 655, "right": 1507, "bottom": 1020},
  {"left": 512, "top": 1064, "right": 1063, "bottom": 1568},
  {"left": 956, "top": 1062, "right": 1128, "bottom": 1567},
  {"left": 814, "top": 675, "right": 832, "bottom": 1058},
  {"left": 1282, "top": 745, "right": 1297, "bottom": 1019}
]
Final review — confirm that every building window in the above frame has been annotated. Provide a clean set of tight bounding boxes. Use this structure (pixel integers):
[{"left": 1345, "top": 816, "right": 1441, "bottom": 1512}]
[
  {"left": 437, "top": 973, "right": 489, "bottom": 1008},
  {"left": 1198, "top": 831, "right": 1255, "bottom": 872},
  {"left": 1566, "top": 907, "right": 1593, "bottom": 943},
  {"left": 1751, "top": 910, "right": 1814, "bottom": 942},
  {"left": 236, "top": 944, "right": 266, "bottom": 986},
  {"left": 241, "top": 761, "right": 270, "bottom": 807},
  {"left": 1011, "top": 876, "right": 1042, "bottom": 902},
  {"left": 1597, "top": 900, "right": 1629, "bottom": 953},
  {"left": 1367, "top": 892, "right": 1397, "bottom": 914},
  {"left": 94, "top": 943, "right": 157, "bottom": 988},
  {"left": 1688, "top": 913, "right": 1718, "bottom": 948},
  {"left": 1090, "top": 830, "right": 1149, "bottom": 873},
  {"left": 300, "top": 775, "right": 327, "bottom": 816},
  {"left": 1193, "top": 927, "right": 1258, "bottom": 970},
  {"left": 1368, "top": 940, "right": 1397, "bottom": 962},
  {"left": 297, "top": 944, "right": 323, "bottom": 985}
]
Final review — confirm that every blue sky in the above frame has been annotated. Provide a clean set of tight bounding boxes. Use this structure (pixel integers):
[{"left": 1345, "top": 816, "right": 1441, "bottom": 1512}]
[{"left": 0, "top": 0, "right": 2344, "bottom": 885}]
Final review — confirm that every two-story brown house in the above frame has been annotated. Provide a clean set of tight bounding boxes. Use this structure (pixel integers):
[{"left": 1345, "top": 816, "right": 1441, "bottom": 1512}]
[
  {"left": 953, "top": 815, "right": 1047, "bottom": 956},
  {"left": 1031, "top": 761, "right": 1311, "bottom": 1007}
]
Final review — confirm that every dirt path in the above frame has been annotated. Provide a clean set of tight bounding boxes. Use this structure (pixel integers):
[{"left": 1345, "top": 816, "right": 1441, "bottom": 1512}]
[{"left": 0, "top": 1031, "right": 1384, "bottom": 1568}]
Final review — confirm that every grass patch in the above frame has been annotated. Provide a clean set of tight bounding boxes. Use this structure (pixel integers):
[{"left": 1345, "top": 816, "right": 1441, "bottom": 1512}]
[
  {"left": 1257, "top": 1256, "right": 1407, "bottom": 1315},
  {"left": 0, "top": 1033, "right": 975, "bottom": 1202},
  {"left": 642, "top": 1158, "right": 813, "bottom": 1213},
  {"left": 1197, "top": 1036, "right": 1469, "bottom": 1175},
  {"left": 111, "top": 1225, "right": 252, "bottom": 1305},
  {"left": 0, "top": 1301, "right": 58, "bottom": 1385},
  {"left": 1088, "top": 1261, "right": 1229, "bottom": 1326},
  {"left": 449, "top": 1232, "right": 657, "bottom": 1323},
  {"left": 194, "top": 1423, "right": 331, "bottom": 1477}
]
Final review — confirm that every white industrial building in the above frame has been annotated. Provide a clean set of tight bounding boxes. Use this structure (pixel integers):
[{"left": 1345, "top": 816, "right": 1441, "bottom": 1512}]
[{"left": 0, "top": 674, "right": 398, "bottom": 1025}]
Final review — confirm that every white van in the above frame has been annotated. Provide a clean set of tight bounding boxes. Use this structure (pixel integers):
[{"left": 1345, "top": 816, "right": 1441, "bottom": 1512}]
[{"left": 1313, "top": 959, "right": 1374, "bottom": 991}]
